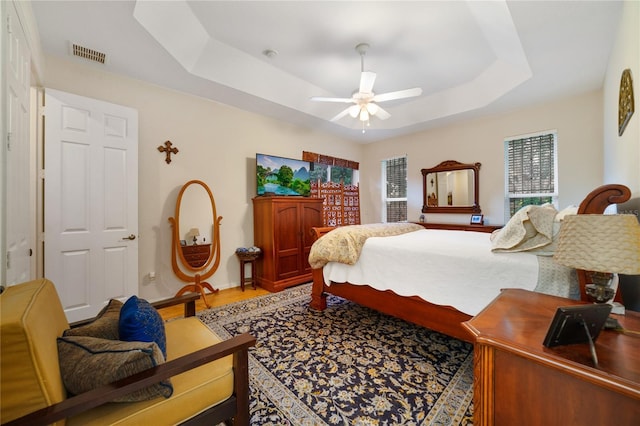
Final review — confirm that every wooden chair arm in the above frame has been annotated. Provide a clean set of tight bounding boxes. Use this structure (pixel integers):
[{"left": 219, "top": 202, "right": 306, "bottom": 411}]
[
  {"left": 69, "top": 293, "right": 200, "bottom": 328},
  {"left": 3, "top": 333, "right": 256, "bottom": 426},
  {"left": 151, "top": 293, "right": 199, "bottom": 317}
]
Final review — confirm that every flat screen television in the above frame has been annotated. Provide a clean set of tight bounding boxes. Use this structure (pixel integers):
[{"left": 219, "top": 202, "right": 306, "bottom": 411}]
[{"left": 256, "top": 153, "right": 311, "bottom": 196}]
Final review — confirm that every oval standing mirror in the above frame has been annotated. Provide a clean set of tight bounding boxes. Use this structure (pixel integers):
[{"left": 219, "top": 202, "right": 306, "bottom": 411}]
[
  {"left": 421, "top": 160, "right": 481, "bottom": 214},
  {"left": 169, "top": 180, "right": 222, "bottom": 308}
]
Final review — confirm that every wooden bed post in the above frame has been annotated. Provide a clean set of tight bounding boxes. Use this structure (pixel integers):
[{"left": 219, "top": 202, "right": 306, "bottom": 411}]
[{"left": 310, "top": 268, "right": 327, "bottom": 310}]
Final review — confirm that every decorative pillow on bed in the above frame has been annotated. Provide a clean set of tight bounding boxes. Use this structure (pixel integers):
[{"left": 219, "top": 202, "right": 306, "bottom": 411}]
[
  {"left": 491, "top": 204, "right": 557, "bottom": 253},
  {"left": 554, "top": 205, "right": 578, "bottom": 222},
  {"left": 63, "top": 299, "right": 123, "bottom": 340},
  {"left": 57, "top": 335, "right": 173, "bottom": 402},
  {"left": 119, "top": 296, "right": 167, "bottom": 358}
]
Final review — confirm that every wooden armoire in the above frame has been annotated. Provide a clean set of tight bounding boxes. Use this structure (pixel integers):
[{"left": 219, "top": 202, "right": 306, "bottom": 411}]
[{"left": 253, "top": 196, "right": 323, "bottom": 292}]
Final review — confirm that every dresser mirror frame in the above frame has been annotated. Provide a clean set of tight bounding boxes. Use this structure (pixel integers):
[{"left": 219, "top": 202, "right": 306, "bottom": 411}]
[
  {"left": 421, "top": 160, "right": 481, "bottom": 214},
  {"left": 169, "top": 180, "right": 222, "bottom": 306}
]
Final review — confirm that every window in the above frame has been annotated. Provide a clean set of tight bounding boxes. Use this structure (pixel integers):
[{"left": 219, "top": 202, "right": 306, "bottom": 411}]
[
  {"left": 382, "top": 156, "right": 407, "bottom": 222},
  {"left": 505, "top": 131, "right": 557, "bottom": 220}
]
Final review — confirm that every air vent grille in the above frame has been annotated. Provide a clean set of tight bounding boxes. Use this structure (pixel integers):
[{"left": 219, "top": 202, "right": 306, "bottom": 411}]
[{"left": 72, "top": 44, "right": 106, "bottom": 64}]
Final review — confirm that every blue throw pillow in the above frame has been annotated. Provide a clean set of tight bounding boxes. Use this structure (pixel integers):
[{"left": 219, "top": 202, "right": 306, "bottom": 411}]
[{"left": 119, "top": 296, "right": 167, "bottom": 358}]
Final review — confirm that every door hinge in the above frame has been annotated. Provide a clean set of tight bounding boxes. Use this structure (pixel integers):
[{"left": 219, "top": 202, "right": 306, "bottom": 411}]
[
  {"left": 6, "top": 15, "right": 12, "bottom": 34},
  {"left": 7, "top": 132, "right": 12, "bottom": 151},
  {"left": 6, "top": 251, "right": 10, "bottom": 269}
]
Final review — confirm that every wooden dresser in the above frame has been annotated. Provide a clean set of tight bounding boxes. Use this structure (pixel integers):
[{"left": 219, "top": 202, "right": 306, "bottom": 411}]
[
  {"left": 463, "top": 289, "right": 640, "bottom": 426},
  {"left": 180, "top": 243, "right": 211, "bottom": 268},
  {"left": 253, "top": 196, "right": 323, "bottom": 292},
  {"left": 413, "top": 222, "right": 502, "bottom": 233}
]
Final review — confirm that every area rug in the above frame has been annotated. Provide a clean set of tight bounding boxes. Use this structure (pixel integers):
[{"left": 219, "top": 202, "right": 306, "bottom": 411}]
[{"left": 198, "top": 284, "right": 474, "bottom": 425}]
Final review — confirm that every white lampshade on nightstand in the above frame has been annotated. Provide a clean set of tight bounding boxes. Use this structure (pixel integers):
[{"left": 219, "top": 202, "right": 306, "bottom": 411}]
[{"left": 553, "top": 214, "right": 640, "bottom": 303}]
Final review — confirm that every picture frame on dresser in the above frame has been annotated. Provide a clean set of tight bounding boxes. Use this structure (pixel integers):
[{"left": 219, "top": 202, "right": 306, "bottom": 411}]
[
  {"left": 470, "top": 214, "right": 484, "bottom": 225},
  {"left": 542, "top": 303, "right": 611, "bottom": 348}
]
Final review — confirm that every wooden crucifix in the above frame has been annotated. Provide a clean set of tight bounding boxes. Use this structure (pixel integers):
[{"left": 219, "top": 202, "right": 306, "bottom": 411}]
[{"left": 158, "top": 140, "right": 179, "bottom": 164}]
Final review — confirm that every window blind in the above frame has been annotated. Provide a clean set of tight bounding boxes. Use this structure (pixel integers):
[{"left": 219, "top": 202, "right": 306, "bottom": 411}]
[
  {"left": 507, "top": 133, "right": 555, "bottom": 194},
  {"left": 384, "top": 156, "right": 407, "bottom": 222},
  {"left": 505, "top": 132, "right": 557, "bottom": 217}
]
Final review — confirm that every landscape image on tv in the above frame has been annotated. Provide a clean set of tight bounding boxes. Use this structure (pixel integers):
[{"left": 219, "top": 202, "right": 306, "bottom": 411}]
[{"left": 256, "top": 153, "right": 311, "bottom": 196}]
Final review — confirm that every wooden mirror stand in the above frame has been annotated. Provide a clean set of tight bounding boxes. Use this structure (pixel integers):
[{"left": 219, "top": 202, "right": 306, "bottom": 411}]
[{"left": 168, "top": 180, "right": 223, "bottom": 308}]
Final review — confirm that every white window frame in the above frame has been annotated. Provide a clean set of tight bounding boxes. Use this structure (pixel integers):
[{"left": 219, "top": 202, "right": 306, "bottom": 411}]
[
  {"left": 504, "top": 130, "right": 558, "bottom": 223},
  {"left": 381, "top": 155, "right": 408, "bottom": 223}
]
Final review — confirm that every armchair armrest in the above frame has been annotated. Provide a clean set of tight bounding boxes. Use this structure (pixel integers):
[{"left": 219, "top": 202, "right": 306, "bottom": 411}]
[
  {"left": 151, "top": 293, "right": 200, "bottom": 317},
  {"left": 69, "top": 293, "right": 200, "bottom": 328},
  {"left": 3, "top": 333, "right": 256, "bottom": 426}
]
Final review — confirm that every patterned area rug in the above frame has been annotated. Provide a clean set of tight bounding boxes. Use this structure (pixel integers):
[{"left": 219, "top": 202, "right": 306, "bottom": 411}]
[{"left": 198, "top": 284, "right": 474, "bottom": 425}]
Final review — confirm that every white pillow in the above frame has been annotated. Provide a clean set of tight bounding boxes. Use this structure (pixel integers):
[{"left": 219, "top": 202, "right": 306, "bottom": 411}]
[{"left": 554, "top": 205, "right": 578, "bottom": 222}]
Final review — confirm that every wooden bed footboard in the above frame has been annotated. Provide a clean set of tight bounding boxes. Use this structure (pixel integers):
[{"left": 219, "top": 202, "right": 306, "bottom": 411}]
[
  {"left": 308, "top": 226, "right": 473, "bottom": 341},
  {"left": 309, "top": 184, "right": 632, "bottom": 341}
]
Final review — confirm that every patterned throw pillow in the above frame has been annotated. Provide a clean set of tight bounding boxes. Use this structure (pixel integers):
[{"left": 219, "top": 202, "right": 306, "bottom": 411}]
[
  {"left": 119, "top": 296, "right": 167, "bottom": 357},
  {"left": 57, "top": 335, "right": 173, "bottom": 402},
  {"left": 63, "top": 299, "right": 123, "bottom": 340}
]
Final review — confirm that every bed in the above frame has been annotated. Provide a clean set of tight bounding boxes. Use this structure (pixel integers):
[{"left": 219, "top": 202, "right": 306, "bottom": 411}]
[{"left": 308, "top": 184, "right": 632, "bottom": 342}]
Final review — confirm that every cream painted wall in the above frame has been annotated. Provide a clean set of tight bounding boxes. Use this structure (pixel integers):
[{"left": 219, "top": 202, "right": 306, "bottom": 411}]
[
  {"left": 603, "top": 0, "right": 639, "bottom": 195},
  {"left": 32, "top": 1, "right": 637, "bottom": 300},
  {"left": 42, "top": 55, "right": 363, "bottom": 300},
  {"left": 360, "top": 90, "right": 604, "bottom": 226}
]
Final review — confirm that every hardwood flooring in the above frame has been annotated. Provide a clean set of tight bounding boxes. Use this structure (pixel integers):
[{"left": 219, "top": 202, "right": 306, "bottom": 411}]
[{"left": 158, "top": 285, "right": 271, "bottom": 321}]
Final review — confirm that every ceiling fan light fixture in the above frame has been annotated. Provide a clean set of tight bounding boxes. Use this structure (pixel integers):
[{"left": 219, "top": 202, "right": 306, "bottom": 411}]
[{"left": 310, "top": 42, "right": 422, "bottom": 128}]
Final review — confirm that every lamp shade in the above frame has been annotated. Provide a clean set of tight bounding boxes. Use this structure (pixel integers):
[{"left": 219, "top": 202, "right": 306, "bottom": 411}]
[
  {"left": 187, "top": 228, "right": 200, "bottom": 238},
  {"left": 553, "top": 214, "right": 640, "bottom": 275}
]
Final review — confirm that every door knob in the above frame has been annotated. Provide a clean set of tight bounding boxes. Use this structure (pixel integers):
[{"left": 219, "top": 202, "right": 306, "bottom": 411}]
[{"left": 122, "top": 234, "right": 136, "bottom": 241}]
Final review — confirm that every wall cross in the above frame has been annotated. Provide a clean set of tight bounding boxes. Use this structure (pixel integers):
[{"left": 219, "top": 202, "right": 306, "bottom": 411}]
[{"left": 158, "top": 140, "right": 179, "bottom": 164}]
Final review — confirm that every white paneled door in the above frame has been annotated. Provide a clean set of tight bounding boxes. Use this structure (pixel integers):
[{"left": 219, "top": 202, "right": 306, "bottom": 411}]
[
  {"left": 4, "top": 2, "right": 32, "bottom": 285},
  {"left": 44, "top": 89, "right": 138, "bottom": 322}
]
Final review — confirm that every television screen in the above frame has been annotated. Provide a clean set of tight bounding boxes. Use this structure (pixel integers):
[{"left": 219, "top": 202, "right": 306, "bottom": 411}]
[{"left": 256, "top": 153, "right": 311, "bottom": 196}]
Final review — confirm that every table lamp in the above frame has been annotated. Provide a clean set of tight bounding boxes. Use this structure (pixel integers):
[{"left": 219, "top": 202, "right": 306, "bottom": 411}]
[
  {"left": 553, "top": 214, "right": 640, "bottom": 303},
  {"left": 187, "top": 228, "right": 200, "bottom": 245}
]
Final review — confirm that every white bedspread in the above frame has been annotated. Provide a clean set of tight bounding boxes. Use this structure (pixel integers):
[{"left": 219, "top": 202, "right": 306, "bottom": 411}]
[{"left": 322, "top": 229, "right": 539, "bottom": 316}]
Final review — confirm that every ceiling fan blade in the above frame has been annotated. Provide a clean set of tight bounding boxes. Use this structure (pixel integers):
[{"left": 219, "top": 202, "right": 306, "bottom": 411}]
[
  {"left": 330, "top": 107, "right": 354, "bottom": 122},
  {"left": 368, "top": 103, "right": 391, "bottom": 120},
  {"left": 310, "top": 96, "right": 355, "bottom": 103},
  {"left": 359, "top": 71, "right": 376, "bottom": 94},
  {"left": 373, "top": 87, "right": 422, "bottom": 103}
]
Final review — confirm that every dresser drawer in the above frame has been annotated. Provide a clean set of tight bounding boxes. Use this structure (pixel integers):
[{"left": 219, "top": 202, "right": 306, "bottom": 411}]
[{"left": 181, "top": 244, "right": 211, "bottom": 267}]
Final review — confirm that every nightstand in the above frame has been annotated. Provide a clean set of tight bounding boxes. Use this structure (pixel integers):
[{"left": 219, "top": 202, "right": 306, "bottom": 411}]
[{"left": 463, "top": 289, "right": 640, "bottom": 425}]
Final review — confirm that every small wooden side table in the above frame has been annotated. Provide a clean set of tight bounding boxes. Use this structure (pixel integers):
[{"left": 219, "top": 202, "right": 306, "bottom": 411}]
[{"left": 236, "top": 252, "right": 260, "bottom": 291}]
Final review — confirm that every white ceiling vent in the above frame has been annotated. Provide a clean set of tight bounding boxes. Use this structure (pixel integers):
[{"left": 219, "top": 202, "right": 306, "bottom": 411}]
[{"left": 71, "top": 43, "right": 106, "bottom": 64}]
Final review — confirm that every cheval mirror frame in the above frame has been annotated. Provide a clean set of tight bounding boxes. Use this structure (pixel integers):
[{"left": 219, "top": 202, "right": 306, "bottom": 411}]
[
  {"left": 169, "top": 180, "right": 223, "bottom": 308},
  {"left": 421, "top": 160, "right": 481, "bottom": 214}
]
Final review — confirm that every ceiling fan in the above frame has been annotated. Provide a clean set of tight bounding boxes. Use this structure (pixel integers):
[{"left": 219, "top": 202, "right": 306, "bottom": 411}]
[{"left": 311, "top": 43, "right": 422, "bottom": 124}]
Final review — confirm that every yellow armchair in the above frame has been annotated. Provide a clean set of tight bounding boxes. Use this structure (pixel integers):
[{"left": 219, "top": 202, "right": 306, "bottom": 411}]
[{"left": 1, "top": 279, "right": 255, "bottom": 426}]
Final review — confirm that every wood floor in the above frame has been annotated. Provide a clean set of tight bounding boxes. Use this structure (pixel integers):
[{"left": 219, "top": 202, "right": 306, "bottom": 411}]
[{"left": 158, "top": 285, "right": 271, "bottom": 321}]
